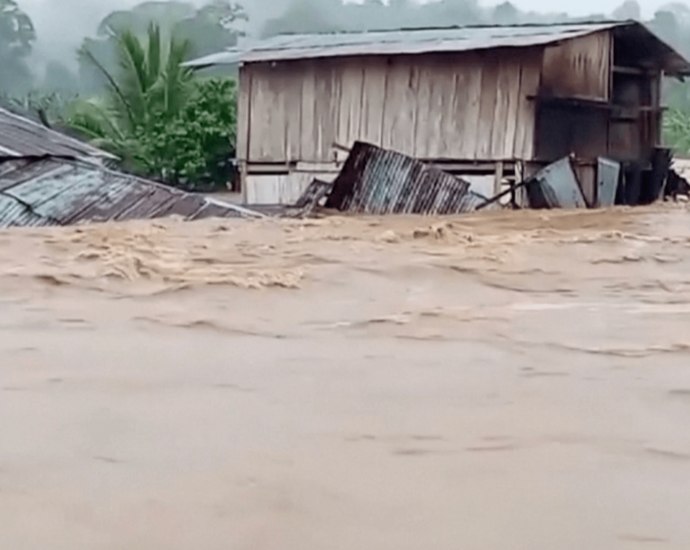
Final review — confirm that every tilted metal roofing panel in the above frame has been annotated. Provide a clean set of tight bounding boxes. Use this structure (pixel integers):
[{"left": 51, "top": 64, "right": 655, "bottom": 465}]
[
  {"left": 0, "top": 108, "right": 114, "bottom": 160},
  {"left": 325, "top": 141, "right": 474, "bottom": 215},
  {"left": 0, "top": 157, "right": 262, "bottom": 228}
]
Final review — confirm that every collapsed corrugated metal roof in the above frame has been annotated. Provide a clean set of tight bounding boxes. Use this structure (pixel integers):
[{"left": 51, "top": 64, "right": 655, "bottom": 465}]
[
  {"left": 185, "top": 21, "right": 690, "bottom": 75},
  {"left": 324, "top": 141, "right": 477, "bottom": 215},
  {"left": 0, "top": 157, "right": 261, "bottom": 229},
  {"left": 0, "top": 108, "right": 114, "bottom": 160}
]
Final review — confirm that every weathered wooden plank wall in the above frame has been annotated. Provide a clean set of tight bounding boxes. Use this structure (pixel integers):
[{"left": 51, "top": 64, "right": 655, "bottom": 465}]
[
  {"left": 514, "top": 49, "right": 542, "bottom": 160},
  {"left": 243, "top": 46, "right": 550, "bottom": 165},
  {"left": 541, "top": 31, "right": 611, "bottom": 101},
  {"left": 236, "top": 66, "right": 252, "bottom": 162}
]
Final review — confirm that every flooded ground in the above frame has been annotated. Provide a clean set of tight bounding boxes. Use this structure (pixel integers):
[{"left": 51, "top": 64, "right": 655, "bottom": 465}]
[{"left": 2, "top": 204, "right": 690, "bottom": 549}]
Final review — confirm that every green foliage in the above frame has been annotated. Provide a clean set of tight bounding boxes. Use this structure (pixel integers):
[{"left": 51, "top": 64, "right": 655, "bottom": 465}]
[
  {"left": 68, "top": 24, "right": 237, "bottom": 191},
  {"left": 134, "top": 78, "right": 238, "bottom": 190},
  {"left": 72, "top": 24, "right": 193, "bottom": 142},
  {"left": 664, "top": 107, "right": 690, "bottom": 155},
  {"left": 4, "top": 90, "right": 77, "bottom": 126}
]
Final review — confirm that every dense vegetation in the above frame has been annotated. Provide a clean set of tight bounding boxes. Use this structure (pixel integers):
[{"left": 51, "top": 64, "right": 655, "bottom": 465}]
[
  {"left": 66, "top": 24, "right": 238, "bottom": 190},
  {"left": 4, "top": 0, "right": 690, "bottom": 191},
  {"left": 1, "top": 0, "right": 245, "bottom": 191}
]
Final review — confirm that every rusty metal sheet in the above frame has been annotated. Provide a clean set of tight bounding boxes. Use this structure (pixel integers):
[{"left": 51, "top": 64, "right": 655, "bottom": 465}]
[
  {"left": 326, "top": 142, "right": 472, "bottom": 215},
  {"left": 596, "top": 157, "right": 621, "bottom": 207}
]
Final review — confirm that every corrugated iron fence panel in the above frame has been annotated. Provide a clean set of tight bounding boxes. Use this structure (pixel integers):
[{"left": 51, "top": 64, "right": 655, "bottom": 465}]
[{"left": 326, "top": 141, "right": 472, "bottom": 215}]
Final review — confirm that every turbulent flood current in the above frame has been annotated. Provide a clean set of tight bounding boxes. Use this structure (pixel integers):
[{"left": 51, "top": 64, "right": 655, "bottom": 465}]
[{"left": 2, "top": 205, "right": 690, "bottom": 549}]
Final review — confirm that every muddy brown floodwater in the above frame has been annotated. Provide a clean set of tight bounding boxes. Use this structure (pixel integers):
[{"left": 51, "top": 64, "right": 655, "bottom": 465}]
[{"left": 2, "top": 205, "right": 690, "bottom": 549}]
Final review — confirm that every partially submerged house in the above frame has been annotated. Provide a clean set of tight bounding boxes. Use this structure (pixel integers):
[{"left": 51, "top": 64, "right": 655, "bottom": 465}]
[
  {"left": 0, "top": 108, "right": 258, "bottom": 227},
  {"left": 188, "top": 21, "right": 690, "bottom": 206}
]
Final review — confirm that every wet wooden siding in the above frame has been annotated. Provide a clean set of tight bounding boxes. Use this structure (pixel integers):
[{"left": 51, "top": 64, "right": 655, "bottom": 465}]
[
  {"left": 535, "top": 104, "right": 609, "bottom": 162},
  {"left": 246, "top": 171, "right": 339, "bottom": 205},
  {"left": 608, "top": 72, "right": 655, "bottom": 162},
  {"left": 541, "top": 31, "right": 611, "bottom": 101},
  {"left": 242, "top": 48, "right": 544, "bottom": 165},
  {"left": 236, "top": 65, "right": 251, "bottom": 161}
]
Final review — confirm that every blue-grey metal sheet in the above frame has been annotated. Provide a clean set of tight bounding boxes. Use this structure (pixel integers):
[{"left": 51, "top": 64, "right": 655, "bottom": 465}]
[
  {"left": 531, "top": 157, "right": 587, "bottom": 209},
  {"left": 0, "top": 158, "right": 67, "bottom": 191},
  {"left": 0, "top": 157, "right": 261, "bottom": 228},
  {"left": 4, "top": 164, "right": 81, "bottom": 206},
  {"left": 26, "top": 170, "right": 107, "bottom": 221},
  {"left": 0, "top": 195, "right": 50, "bottom": 228},
  {"left": 0, "top": 108, "right": 114, "bottom": 160},
  {"left": 325, "top": 141, "right": 473, "bottom": 215},
  {"left": 596, "top": 157, "right": 621, "bottom": 207}
]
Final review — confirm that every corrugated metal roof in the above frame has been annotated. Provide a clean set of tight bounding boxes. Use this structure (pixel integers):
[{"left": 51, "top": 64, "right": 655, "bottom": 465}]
[
  {"left": 189, "top": 23, "right": 617, "bottom": 65},
  {"left": 0, "top": 108, "right": 114, "bottom": 160},
  {"left": 325, "top": 141, "right": 477, "bottom": 215},
  {"left": 184, "top": 23, "right": 618, "bottom": 66},
  {"left": 186, "top": 21, "right": 690, "bottom": 75},
  {"left": 0, "top": 157, "right": 261, "bottom": 229}
]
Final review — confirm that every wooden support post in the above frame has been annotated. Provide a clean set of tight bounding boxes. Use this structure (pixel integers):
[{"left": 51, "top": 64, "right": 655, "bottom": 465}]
[
  {"left": 513, "top": 161, "right": 523, "bottom": 207},
  {"left": 240, "top": 161, "right": 248, "bottom": 203},
  {"left": 493, "top": 161, "right": 504, "bottom": 197}
]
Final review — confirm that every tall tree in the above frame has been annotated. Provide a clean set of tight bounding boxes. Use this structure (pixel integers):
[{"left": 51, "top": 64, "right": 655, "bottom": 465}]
[
  {"left": 69, "top": 24, "right": 238, "bottom": 190},
  {"left": 262, "top": 0, "right": 340, "bottom": 37},
  {"left": 43, "top": 61, "right": 79, "bottom": 94},
  {"left": 175, "top": 1, "right": 248, "bottom": 58},
  {"left": 97, "top": 1, "right": 196, "bottom": 38},
  {"left": 612, "top": 0, "right": 641, "bottom": 21},
  {"left": 71, "top": 24, "right": 194, "bottom": 170},
  {"left": 493, "top": 2, "right": 520, "bottom": 25},
  {"left": 78, "top": 1, "right": 247, "bottom": 93},
  {"left": 0, "top": 0, "right": 36, "bottom": 94}
]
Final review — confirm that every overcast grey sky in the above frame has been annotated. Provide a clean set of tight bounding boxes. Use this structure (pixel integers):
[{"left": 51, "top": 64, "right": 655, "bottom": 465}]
[
  {"left": 17, "top": 0, "right": 677, "bottom": 70},
  {"left": 16, "top": 0, "right": 676, "bottom": 31}
]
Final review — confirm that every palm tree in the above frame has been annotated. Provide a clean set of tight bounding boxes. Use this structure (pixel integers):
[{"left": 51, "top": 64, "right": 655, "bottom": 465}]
[{"left": 67, "top": 23, "right": 193, "bottom": 171}]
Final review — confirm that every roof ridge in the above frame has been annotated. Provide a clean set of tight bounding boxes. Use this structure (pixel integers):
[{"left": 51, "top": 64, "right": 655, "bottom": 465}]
[{"left": 268, "top": 20, "right": 632, "bottom": 38}]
